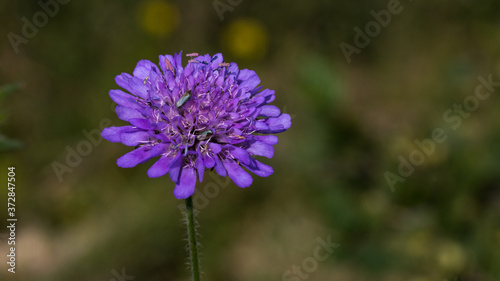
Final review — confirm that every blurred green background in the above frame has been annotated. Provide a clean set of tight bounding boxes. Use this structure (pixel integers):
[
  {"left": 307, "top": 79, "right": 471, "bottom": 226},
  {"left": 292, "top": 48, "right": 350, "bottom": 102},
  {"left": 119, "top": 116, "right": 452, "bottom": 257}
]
[{"left": 1, "top": 0, "right": 500, "bottom": 280}]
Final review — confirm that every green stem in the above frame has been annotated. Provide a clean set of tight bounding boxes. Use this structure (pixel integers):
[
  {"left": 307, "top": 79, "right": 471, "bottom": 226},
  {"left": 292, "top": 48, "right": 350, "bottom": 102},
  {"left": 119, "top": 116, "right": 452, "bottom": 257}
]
[{"left": 185, "top": 196, "right": 201, "bottom": 281}]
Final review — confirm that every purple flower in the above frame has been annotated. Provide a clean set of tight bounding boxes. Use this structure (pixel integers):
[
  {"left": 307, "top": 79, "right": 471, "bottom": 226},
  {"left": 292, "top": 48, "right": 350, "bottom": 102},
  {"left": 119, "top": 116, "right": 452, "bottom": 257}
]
[{"left": 101, "top": 52, "right": 291, "bottom": 199}]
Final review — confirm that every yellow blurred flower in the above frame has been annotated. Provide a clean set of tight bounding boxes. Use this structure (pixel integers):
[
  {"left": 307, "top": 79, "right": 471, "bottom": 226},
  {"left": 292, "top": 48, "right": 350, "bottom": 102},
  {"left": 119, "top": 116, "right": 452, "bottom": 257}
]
[
  {"left": 222, "top": 18, "right": 268, "bottom": 60},
  {"left": 435, "top": 241, "right": 466, "bottom": 273},
  {"left": 138, "top": 0, "right": 179, "bottom": 37}
]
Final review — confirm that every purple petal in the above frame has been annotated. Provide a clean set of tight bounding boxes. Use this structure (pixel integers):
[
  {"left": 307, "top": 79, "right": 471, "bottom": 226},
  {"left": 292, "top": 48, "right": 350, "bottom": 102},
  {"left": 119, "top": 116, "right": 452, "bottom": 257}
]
[
  {"left": 197, "top": 54, "right": 211, "bottom": 64},
  {"left": 173, "top": 167, "right": 196, "bottom": 199},
  {"left": 129, "top": 118, "right": 154, "bottom": 130},
  {"left": 227, "top": 62, "right": 239, "bottom": 74},
  {"left": 267, "top": 113, "right": 291, "bottom": 131},
  {"left": 115, "top": 74, "right": 148, "bottom": 99},
  {"left": 249, "top": 86, "right": 263, "bottom": 97},
  {"left": 238, "top": 69, "right": 260, "bottom": 92},
  {"left": 258, "top": 105, "right": 281, "bottom": 117},
  {"left": 115, "top": 73, "right": 134, "bottom": 93},
  {"left": 149, "top": 143, "right": 167, "bottom": 156},
  {"left": 213, "top": 156, "right": 227, "bottom": 177},
  {"left": 257, "top": 114, "right": 291, "bottom": 134},
  {"left": 109, "top": 89, "right": 136, "bottom": 107},
  {"left": 116, "top": 145, "right": 164, "bottom": 168},
  {"left": 254, "top": 120, "right": 269, "bottom": 131},
  {"left": 249, "top": 96, "right": 266, "bottom": 107},
  {"left": 169, "top": 152, "right": 184, "bottom": 183},
  {"left": 115, "top": 105, "right": 143, "bottom": 121},
  {"left": 209, "top": 143, "right": 222, "bottom": 154},
  {"left": 133, "top": 60, "right": 158, "bottom": 80},
  {"left": 241, "top": 158, "right": 274, "bottom": 177},
  {"left": 246, "top": 141, "right": 274, "bottom": 158},
  {"left": 173, "top": 51, "right": 183, "bottom": 73},
  {"left": 120, "top": 131, "right": 150, "bottom": 146},
  {"left": 222, "top": 159, "right": 253, "bottom": 188},
  {"left": 128, "top": 78, "right": 149, "bottom": 99},
  {"left": 210, "top": 53, "right": 224, "bottom": 69},
  {"left": 147, "top": 153, "right": 176, "bottom": 178},
  {"left": 196, "top": 156, "right": 205, "bottom": 182},
  {"left": 227, "top": 145, "right": 251, "bottom": 165},
  {"left": 146, "top": 67, "right": 163, "bottom": 88},
  {"left": 203, "top": 153, "right": 216, "bottom": 169},
  {"left": 258, "top": 88, "right": 274, "bottom": 98},
  {"left": 252, "top": 135, "right": 278, "bottom": 145},
  {"left": 101, "top": 126, "right": 135, "bottom": 142},
  {"left": 253, "top": 89, "right": 275, "bottom": 103}
]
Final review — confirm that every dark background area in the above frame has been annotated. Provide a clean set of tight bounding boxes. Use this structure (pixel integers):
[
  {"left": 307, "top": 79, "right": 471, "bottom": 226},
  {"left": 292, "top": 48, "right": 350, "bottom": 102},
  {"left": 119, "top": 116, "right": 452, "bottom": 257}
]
[{"left": 1, "top": 0, "right": 500, "bottom": 280}]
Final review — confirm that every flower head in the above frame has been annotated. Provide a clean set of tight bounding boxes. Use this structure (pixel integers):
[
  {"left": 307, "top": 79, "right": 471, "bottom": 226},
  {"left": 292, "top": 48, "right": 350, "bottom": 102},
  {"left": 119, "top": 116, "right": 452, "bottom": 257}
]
[{"left": 101, "top": 52, "right": 291, "bottom": 199}]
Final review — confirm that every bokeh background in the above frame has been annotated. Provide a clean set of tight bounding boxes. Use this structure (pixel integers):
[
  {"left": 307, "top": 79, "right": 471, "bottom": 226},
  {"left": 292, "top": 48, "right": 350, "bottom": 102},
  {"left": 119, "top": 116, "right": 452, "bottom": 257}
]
[{"left": 1, "top": 0, "right": 500, "bottom": 280}]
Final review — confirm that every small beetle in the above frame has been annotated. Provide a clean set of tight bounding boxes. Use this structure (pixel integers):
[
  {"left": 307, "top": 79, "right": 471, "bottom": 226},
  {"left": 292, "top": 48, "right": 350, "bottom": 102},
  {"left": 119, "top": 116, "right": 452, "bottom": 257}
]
[
  {"left": 176, "top": 90, "right": 192, "bottom": 108},
  {"left": 196, "top": 130, "right": 213, "bottom": 141}
]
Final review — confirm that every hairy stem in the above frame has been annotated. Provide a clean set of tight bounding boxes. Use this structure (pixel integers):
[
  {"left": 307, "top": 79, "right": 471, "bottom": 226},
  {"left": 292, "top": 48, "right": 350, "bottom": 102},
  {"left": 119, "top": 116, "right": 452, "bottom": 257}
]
[{"left": 185, "top": 196, "right": 201, "bottom": 281}]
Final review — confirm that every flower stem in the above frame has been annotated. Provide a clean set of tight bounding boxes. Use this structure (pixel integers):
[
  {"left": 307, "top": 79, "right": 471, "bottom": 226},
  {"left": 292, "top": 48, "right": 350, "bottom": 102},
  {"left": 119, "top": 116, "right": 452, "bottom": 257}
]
[{"left": 185, "top": 196, "right": 201, "bottom": 281}]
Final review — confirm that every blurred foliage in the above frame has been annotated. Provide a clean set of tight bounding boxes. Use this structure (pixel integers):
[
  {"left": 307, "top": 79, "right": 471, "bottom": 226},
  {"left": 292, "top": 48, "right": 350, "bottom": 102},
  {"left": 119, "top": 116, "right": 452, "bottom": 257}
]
[
  {"left": 1, "top": 0, "right": 500, "bottom": 281},
  {"left": 0, "top": 83, "right": 22, "bottom": 152}
]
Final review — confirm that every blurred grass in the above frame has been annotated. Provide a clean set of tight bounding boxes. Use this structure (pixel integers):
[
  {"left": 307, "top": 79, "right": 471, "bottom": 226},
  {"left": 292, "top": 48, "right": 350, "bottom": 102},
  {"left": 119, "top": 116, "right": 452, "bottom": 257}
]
[{"left": 1, "top": 0, "right": 500, "bottom": 280}]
